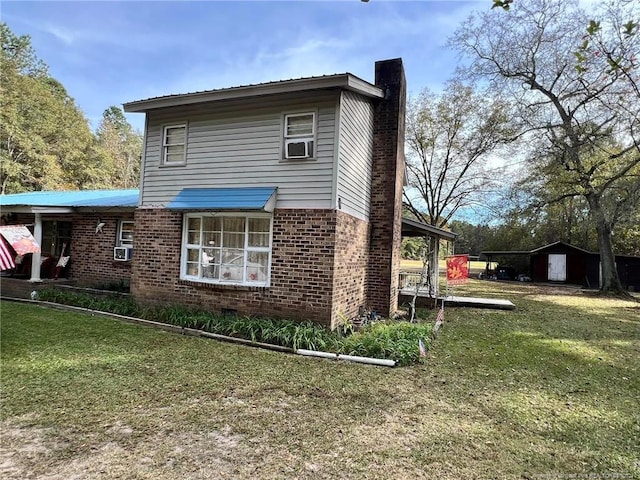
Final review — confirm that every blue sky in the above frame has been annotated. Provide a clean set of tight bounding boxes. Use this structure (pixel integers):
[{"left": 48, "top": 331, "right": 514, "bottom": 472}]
[{"left": 3, "top": 0, "right": 486, "bottom": 131}]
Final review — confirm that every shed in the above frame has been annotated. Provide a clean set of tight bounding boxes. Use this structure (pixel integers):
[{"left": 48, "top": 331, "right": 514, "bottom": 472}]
[
  {"left": 529, "top": 242, "right": 597, "bottom": 285},
  {"left": 481, "top": 241, "right": 640, "bottom": 291}
]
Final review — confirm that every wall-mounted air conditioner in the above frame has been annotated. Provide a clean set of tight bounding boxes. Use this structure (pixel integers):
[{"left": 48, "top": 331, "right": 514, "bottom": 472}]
[
  {"left": 114, "top": 246, "right": 133, "bottom": 261},
  {"left": 285, "top": 139, "right": 314, "bottom": 159}
]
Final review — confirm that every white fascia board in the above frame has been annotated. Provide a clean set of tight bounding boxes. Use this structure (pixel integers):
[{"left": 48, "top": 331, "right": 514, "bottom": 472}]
[
  {"left": 345, "top": 76, "right": 385, "bottom": 99},
  {"left": 31, "top": 207, "right": 74, "bottom": 214},
  {"left": 0, "top": 206, "right": 74, "bottom": 214},
  {"left": 0, "top": 206, "right": 33, "bottom": 214},
  {"left": 123, "top": 75, "right": 383, "bottom": 113}
]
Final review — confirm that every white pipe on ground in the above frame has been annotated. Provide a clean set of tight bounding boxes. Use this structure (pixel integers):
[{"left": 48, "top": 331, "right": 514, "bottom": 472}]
[
  {"left": 296, "top": 349, "right": 338, "bottom": 359},
  {"left": 337, "top": 354, "right": 396, "bottom": 367},
  {"left": 296, "top": 349, "right": 395, "bottom": 367}
]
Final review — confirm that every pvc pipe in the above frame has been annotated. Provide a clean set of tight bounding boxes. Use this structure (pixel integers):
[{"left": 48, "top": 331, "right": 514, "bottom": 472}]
[
  {"left": 337, "top": 354, "right": 396, "bottom": 367},
  {"left": 199, "top": 331, "right": 293, "bottom": 353},
  {"left": 296, "top": 349, "right": 338, "bottom": 359},
  {"left": 295, "top": 348, "right": 395, "bottom": 367}
]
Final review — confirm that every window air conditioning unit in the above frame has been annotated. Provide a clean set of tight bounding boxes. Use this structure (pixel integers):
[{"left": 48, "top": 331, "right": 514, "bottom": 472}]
[
  {"left": 286, "top": 140, "right": 314, "bottom": 159},
  {"left": 114, "top": 247, "right": 132, "bottom": 261}
]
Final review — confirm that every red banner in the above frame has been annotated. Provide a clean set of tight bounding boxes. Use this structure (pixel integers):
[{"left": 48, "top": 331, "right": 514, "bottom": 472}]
[{"left": 446, "top": 255, "right": 469, "bottom": 285}]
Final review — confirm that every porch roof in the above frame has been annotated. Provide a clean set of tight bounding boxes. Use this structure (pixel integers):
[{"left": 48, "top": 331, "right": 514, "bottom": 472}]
[
  {"left": 401, "top": 218, "right": 457, "bottom": 241},
  {"left": 0, "top": 189, "right": 139, "bottom": 213}
]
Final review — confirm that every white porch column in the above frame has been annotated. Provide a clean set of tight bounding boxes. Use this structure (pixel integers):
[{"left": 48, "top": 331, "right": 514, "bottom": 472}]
[
  {"left": 431, "top": 237, "right": 440, "bottom": 296},
  {"left": 29, "top": 212, "right": 43, "bottom": 283}
]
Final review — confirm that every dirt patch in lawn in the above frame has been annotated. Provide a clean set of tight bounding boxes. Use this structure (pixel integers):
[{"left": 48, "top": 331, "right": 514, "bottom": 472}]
[{"left": 0, "top": 418, "right": 255, "bottom": 480}]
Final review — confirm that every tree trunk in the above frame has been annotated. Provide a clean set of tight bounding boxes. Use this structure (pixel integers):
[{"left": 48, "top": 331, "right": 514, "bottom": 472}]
[{"left": 585, "top": 193, "right": 627, "bottom": 295}]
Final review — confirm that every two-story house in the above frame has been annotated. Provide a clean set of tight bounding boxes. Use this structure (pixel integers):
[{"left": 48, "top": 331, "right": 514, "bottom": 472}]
[{"left": 123, "top": 58, "right": 407, "bottom": 327}]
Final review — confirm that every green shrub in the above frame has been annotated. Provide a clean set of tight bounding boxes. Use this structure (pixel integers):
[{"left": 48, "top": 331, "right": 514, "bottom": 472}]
[
  {"left": 339, "top": 321, "right": 433, "bottom": 366},
  {"left": 91, "top": 279, "right": 130, "bottom": 293}
]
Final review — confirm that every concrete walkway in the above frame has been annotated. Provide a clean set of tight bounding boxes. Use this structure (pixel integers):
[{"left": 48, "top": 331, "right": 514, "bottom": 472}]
[{"left": 399, "top": 288, "right": 515, "bottom": 310}]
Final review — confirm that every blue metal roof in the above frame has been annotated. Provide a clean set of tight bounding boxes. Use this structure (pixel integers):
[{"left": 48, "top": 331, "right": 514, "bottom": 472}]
[
  {"left": 168, "top": 187, "right": 277, "bottom": 211},
  {"left": 0, "top": 189, "right": 139, "bottom": 208}
]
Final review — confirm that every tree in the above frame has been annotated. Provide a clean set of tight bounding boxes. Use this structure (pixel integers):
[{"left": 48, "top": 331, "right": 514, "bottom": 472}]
[
  {"left": 447, "top": 220, "right": 497, "bottom": 256},
  {"left": 94, "top": 106, "right": 142, "bottom": 189},
  {"left": 403, "top": 80, "right": 514, "bottom": 228},
  {"left": 452, "top": 0, "right": 640, "bottom": 295},
  {"left": 0, "top": 23, "right": 96, "bottom": 193}
]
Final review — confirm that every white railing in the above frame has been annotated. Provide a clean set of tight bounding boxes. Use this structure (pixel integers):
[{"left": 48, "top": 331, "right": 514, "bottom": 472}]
[
  {"left": 399, "top": 271, "right": 437, "bottom": 297},
  {"left": 399, "top": 271, "right": 424, "bottom": 289}
]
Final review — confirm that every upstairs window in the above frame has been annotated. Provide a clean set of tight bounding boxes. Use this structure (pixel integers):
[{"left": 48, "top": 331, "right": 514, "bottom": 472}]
[
  {"left": 284, "top": 113, "right": 315, "bottom": 159},
  {"left": 162, "top": 124, "right": 187, "bottom": 165}
]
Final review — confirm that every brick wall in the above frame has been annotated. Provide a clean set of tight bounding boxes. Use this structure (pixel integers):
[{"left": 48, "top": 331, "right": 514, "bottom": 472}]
[
  {"left": 3, "top": 213, "right": 134, "bottom": 287},
  {"left": 69, "top": 213, "right": 134, "bottom": 287},
  {"left": 131, "top": 208, "right": 345, "bottom": 326},
  {"left": 332, "top": 211, "right": 369, "bottom": 328},
  {"left": 367, "top": 58, "right": 407, "bottom": 317}
]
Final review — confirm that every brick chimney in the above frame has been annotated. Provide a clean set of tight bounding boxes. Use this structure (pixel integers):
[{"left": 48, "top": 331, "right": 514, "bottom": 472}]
[{"left": 367, "top": 58, "right": 406, "bottom": 317}]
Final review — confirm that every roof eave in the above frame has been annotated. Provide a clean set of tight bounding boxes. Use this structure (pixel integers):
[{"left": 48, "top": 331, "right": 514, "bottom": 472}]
[
  {"left": 401, "top": 218, "right": 458, "bottom": 240},
  {"left": 123, "top": 74, "right": 384, "bottom": 113}
]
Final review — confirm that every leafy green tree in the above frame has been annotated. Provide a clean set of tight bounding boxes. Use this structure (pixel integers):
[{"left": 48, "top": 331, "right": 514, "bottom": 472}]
[
  {"left": 448, "top": 220, "right": 497, "bottom": 256},
  {"left": 94, "top": 106, "right": 142, "bottom": 189},
  {"left": 452, "top": 0, "right": 640, "bottom": 295},
  {"left": 0, "top": 23, "right": 96, "bottom": 193}
]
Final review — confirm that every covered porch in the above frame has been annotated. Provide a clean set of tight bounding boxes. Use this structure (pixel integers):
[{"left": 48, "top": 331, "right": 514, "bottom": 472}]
[
  {"left": 0, "top": 190, "right": 138, "bottom": 286},
  {"left": 399, "top": 218, "right": 458, "bottom": 296}
]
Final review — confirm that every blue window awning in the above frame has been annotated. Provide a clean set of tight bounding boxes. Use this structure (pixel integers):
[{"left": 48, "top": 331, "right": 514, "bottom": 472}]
[{"left": 167, "top": 187, "right": 278, "bottom": 212}]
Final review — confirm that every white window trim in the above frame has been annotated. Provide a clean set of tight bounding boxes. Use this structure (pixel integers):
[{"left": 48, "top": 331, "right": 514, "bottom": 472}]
[
  {"left": 180, "top": 212, "right": 273, "bottom": 287},
  {"left": 283, "top": 112, "right": 316, "bottom": 160},
  {"left": 117, "top": 220, "right": 134, "bottom": 248},
  {"left": 161, "top": 123, "right": 187, "bottom": 166}
]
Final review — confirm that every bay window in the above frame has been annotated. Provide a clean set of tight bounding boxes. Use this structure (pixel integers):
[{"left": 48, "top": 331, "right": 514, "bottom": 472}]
[{"left": 181, "top": 213, "right": 272, "bottom": 286}]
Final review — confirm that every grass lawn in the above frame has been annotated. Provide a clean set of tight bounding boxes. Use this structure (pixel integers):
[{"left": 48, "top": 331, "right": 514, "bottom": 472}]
[{"left": 1, "top": 283, "right": 639, "bottom": 479}]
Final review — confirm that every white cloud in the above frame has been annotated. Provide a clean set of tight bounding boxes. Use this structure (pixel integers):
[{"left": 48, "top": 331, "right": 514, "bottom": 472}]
[
  {"left": 3, "top": 0, "right": 484, "bottom": 132},
  {"left": 150, "top": 1, "right": 478, "bottom": 100}
]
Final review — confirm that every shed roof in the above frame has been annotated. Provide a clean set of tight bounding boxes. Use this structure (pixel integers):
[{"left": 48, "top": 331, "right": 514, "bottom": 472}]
[
  {"left": 123, "top": 73, "right": 384, "bottom": 113},
  {"left": 482, "top": 241, "right": 597, "bottom": 257},
  {"left": 529, "top": 241, "right": 594, "bottom": 255}
]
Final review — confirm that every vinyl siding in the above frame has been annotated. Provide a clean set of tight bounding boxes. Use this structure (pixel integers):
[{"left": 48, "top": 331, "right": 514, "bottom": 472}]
[
  {"left": 140, "top": 91, "right": 339, "bottom": 208},
  {"left": 336, "top": 90, "right": 375, "bottom": 221}
]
